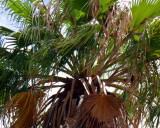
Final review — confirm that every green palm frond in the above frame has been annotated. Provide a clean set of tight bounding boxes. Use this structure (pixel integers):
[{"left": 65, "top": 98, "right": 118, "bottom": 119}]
[
  {"left": 131, "top": 0, "right": 160, "bottom": 28},
  {"left": 0, "top": 26, "right": 14, "bottom": 35},
  {"left": 148, "top": 18, "right": 160, "bottom": 49},
  {"left": 67, "top": 0, "right": 89, "bottom": 11},
  {"left": 56, "top": 25, "right": 100, "bottom": 61},
  {"left": 2, "top": 0, "right": 32, "bottom": 24},
  {"left": 0, "top": 67, "right": 28, "bottom": 107}
]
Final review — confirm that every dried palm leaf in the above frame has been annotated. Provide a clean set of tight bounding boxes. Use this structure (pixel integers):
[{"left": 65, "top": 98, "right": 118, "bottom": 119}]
[
  {"left": 4, "top": 91, "right": 45, "bottom": 128},
  {"left": 75, "top": 94, "right": 128, "bottom": 128}
]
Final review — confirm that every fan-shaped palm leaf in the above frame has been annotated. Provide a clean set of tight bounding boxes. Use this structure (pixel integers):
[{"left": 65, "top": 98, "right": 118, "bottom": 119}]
[
  {"left": 131, "top": 0, "right": 160, "bottom": 28},
  {"left": 75, "top": 94, "right": 128, "bottom": 128},
  {"left": 4, "top": 91, "right": 45, "bottom": 128}
]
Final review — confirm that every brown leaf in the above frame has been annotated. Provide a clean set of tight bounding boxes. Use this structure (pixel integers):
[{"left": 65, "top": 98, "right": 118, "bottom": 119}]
[
  {"left": 4, "top": 91, "right": 45, "bottom": 128},
  {"left": 75, "top": 94, "right": 128, "bottom": 128}
]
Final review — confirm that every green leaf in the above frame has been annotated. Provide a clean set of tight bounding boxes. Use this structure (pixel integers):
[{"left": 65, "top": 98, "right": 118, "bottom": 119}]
[
  {"left": 100, "top": 0, "right": 116, "bottom": 13},
  {"left": 131, "top": 0, "right": 160, "bottom": 28},
  {"left": 2, "top": 0, "right": 32, "bottom": 24},
  {"left": 67, "top": 0, "right": 89, "bottom": 11},
  {"left": 0, "top": 26, "right": 14, "bottom": 35}
]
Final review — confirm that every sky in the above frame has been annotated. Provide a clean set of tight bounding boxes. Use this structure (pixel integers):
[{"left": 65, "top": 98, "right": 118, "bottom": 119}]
[
  {"left": 0, "top": 7, "right": 18, "bottom": 31},
  {"left": 0, "top": 0, "right": 50, "bottom": 32}
]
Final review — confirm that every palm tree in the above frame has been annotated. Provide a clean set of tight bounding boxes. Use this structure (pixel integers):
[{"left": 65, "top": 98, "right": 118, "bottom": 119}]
[{"left": 1, "top": 0, "right": 160, "bottom": 127}]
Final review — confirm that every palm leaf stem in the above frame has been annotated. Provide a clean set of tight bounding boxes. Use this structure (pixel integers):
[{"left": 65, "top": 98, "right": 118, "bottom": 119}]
[
  {"left": 21, "top": 73, "right": 69, "bottom": 82},
  {"left": 107, "top": 83, "right": 136, "bottom": 94},
  {"left": 121, "top": 9, "right": 160, "bottom": 46}
]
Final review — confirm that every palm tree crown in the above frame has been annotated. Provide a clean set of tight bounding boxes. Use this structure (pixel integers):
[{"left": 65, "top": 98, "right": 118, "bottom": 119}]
[{"left": 0, "top": 0, "right": 160, "bottom": 127}]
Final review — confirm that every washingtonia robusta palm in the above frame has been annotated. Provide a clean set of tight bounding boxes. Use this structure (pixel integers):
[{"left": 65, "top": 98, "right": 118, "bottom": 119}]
[{"left": 0, "top": 0, "right": 160, "bottom": 128}]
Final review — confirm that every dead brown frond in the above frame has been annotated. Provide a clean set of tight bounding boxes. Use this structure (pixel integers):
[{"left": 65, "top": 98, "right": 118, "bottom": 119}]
[
  {"left": 103, "top": 5, "right": 132, "bottom": 44},
  {"left": 89, "top": 0, "right": 100, "bottom": 19},
  {"left": 75, "top": 94, "right": 128, "bottom": 128},
  {"left": 4, "top": 91, "right": 45, "bottom": 128},
  {"left": 43, "top": 79, "right": 85, "bottom": 128},
  {"left": 93, "top": 5, "right": 132, "bottom": 76}
]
